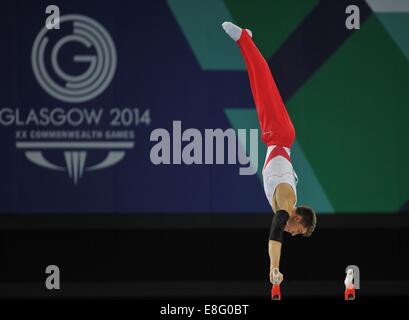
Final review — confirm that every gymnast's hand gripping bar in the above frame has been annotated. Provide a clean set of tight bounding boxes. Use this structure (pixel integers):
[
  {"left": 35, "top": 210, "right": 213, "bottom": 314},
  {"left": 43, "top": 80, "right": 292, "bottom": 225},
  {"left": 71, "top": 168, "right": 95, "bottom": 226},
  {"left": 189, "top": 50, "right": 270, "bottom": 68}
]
[{"left": 271, "top": 268, "right": 281, "bottom": 300}]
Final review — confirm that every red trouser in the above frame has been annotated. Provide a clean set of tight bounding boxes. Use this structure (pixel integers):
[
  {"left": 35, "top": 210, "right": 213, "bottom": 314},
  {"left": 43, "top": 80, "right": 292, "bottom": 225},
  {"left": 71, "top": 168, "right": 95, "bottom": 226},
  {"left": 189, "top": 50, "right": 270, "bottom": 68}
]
[{"left": 237, "top": 31, "right": 296, "bottom": 148}]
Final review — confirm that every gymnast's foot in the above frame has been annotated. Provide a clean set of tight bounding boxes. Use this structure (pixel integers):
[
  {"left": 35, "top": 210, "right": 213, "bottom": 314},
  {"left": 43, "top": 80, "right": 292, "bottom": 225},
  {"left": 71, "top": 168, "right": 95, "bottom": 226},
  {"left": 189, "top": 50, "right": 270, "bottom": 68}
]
[{"left": 222, "top": 21, "right": 252, "bottom": 41}]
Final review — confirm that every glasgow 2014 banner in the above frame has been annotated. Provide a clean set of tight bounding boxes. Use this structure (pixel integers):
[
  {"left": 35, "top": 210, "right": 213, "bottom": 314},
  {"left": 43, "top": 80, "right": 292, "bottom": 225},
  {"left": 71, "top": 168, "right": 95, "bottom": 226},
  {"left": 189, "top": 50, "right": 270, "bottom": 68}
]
[{"left": 1, "top": 0, "right": 409, "bottom": 214}]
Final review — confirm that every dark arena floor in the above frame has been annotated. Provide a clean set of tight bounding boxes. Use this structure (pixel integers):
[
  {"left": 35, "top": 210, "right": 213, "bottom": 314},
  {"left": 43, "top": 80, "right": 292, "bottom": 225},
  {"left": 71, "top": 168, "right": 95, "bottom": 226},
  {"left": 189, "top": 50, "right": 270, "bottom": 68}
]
[{"left": 1, "top": 214, "right": 408, "bottom": 300}]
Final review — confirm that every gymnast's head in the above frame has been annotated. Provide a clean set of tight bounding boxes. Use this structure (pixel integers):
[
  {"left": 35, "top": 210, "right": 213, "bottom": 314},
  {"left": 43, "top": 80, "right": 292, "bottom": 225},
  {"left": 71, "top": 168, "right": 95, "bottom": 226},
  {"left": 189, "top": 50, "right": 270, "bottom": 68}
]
[{"left": 285, "top": 205, "right": 317, "bottom": 237}]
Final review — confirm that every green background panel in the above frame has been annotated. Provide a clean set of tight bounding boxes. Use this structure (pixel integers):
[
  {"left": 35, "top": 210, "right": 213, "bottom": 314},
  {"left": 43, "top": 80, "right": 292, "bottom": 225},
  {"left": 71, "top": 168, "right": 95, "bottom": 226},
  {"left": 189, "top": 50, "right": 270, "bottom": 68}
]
[
  {"left": 376, "top": 13, "right": 409, "bottom": 61},
  {"left": 286, "top": 16, "right": 409, "bottom": 212},
  {"left": 224, "top": 0, "right": 318, "bottom": 57},
  {"left": 167, "top": 0, "right": 409, "bottom": 213}
]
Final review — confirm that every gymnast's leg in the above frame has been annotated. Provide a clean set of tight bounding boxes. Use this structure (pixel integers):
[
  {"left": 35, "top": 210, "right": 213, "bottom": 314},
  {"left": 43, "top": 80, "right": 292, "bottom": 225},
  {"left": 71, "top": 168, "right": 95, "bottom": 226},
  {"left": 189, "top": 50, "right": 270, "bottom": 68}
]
[{"left": 222, "top": 22, "right": 295, "bottom": 148}]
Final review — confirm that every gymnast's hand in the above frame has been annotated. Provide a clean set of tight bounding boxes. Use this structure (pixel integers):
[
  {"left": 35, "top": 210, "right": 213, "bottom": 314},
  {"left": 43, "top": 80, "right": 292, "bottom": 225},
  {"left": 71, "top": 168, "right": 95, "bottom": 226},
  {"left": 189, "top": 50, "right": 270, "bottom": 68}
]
[{"left": 269, "top": 269, "right": 284, "bottom": 285}]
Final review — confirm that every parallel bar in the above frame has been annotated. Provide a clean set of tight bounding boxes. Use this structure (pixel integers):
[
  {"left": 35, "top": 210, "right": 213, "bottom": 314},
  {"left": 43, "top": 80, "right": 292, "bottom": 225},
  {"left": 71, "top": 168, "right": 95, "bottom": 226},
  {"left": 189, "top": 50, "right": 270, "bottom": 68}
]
[{"left": 1, "top": 281, "right": 408, "bottom": 298}]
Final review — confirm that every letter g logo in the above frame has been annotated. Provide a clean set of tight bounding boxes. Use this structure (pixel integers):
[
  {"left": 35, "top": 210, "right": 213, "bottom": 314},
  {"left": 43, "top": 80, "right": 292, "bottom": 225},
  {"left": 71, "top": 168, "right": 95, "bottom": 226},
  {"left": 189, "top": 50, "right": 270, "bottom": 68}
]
[{"left": 31, "top": 14, "right": 117, "bottom": 103}]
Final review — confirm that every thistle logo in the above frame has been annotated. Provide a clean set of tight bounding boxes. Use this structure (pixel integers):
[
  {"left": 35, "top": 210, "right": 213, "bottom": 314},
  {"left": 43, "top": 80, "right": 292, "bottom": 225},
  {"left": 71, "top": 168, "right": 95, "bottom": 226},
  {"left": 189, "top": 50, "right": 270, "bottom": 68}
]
[
  {"left": 1, "top": 14, "right": 150, "bottom": 185},
  {"left": 31, "top": 14, "right": 117, "bottom": 103}
]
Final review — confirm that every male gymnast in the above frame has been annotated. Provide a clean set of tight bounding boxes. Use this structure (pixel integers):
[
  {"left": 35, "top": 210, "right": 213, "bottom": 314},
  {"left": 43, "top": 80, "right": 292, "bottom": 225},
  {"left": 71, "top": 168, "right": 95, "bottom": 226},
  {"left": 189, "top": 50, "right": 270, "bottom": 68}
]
[{"left": 222, "top": 22, "right": 317, "bottom": 285}]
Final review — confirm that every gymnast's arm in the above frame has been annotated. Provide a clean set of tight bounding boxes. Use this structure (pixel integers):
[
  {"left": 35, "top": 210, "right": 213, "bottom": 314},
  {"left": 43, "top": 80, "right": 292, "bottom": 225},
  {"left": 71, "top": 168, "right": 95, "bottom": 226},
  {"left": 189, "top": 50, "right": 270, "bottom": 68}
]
[
  {"left": 275, "top": 183, "right": 296, "bottom": 217},
  {"left": 268, "top": 184, "right": 296, "bottom": 283}
]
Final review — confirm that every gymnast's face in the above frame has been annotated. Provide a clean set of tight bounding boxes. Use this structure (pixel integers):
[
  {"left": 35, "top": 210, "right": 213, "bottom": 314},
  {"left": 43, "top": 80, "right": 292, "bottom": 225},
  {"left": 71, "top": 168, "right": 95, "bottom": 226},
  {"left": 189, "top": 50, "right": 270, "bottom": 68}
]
[{"left": 284, "top": 214, "right": 307, "bottom": 236}]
